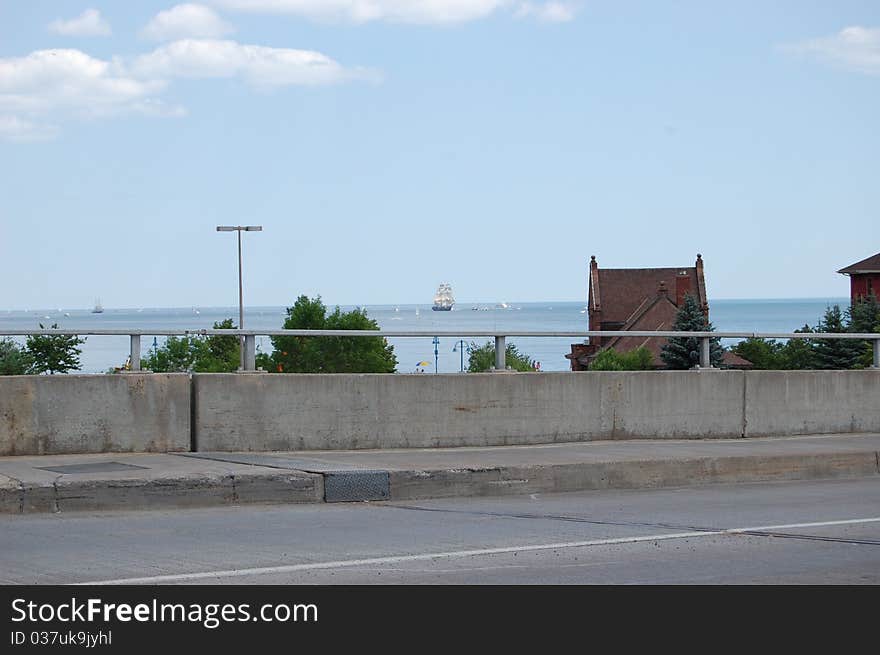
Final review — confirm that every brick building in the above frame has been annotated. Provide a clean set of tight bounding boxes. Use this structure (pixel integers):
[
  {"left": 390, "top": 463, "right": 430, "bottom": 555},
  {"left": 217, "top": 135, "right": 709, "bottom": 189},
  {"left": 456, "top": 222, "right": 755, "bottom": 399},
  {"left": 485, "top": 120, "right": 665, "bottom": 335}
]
[
  {"left": 566, "top": 254, "right": 750, "bottom": 370},
  {"left": 838, "top": 252, "right": 880, "bottom": 303}
]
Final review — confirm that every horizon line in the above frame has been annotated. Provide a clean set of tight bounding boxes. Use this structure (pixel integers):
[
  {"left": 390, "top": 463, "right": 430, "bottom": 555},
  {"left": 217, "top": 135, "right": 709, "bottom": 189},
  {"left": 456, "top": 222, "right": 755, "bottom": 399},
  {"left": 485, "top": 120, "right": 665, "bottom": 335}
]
[{"left": 1, "top": 296, "right": 855, "bottom": 313}]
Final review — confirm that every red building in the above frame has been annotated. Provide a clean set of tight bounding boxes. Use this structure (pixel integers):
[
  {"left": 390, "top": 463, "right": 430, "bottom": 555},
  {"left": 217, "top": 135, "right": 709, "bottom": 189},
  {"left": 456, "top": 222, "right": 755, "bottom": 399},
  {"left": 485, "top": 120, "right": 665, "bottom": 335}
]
[
  {"left": 566, "top": 254, "right": 750, "bottom": 370},
  {"left": 838, "top": 252, "right": 880, "bottom": 303}
]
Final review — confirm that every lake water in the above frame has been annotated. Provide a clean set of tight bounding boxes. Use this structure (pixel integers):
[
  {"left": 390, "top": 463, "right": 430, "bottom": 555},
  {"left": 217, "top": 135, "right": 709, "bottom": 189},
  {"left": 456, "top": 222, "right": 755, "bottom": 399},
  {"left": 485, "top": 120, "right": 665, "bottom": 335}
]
[{"left": 0, "top": 298, "right": 850, "bottom": 374}]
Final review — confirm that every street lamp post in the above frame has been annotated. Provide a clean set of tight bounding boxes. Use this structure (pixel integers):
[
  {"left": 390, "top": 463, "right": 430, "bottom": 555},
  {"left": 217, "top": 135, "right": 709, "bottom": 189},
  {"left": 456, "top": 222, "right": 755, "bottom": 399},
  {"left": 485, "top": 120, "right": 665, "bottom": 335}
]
[
  {"left": 433, "top": 336, "right": 440, "bottom": 374},
  {"left": 452, "top": 339, "right": 466, "bottom": 372},
  {"left": 216, "top": 225, "right": 262, "bottom": 370}
]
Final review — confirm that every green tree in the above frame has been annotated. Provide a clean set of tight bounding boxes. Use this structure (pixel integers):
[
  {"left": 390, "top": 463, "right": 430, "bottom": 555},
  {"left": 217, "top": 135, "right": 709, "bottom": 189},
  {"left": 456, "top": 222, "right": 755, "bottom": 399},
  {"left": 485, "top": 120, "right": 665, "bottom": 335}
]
[
  {"left": 847, "top": 294, "right": 880, "bottom": 368},
  {"left": 777, "top": 325, "right": 816, "bottom": 370},
  {"left": 199, "top": 318, "right": 241, "bottom": 372},
  {"left": 660, "top": 294, "right": 724, "bottom": 369},
  {"left": 589, "top": 346, "right": 655, "bottom": 371},
  {"left": 0, "top": 338, "right": 34, "bottom": 375},
  {"left": 269, "top": 296, "right": 397, "bottom": 373},
  {"left": 26, "top": 324, "right": 85, "bottom": 374},
  {"left": 141, "top": 319, "right": 240, "bottom": 372},
  {"left": 813, "top": 305, "right": 863, "bottom": 369},
  {"left": 731, "top": 338, "right": 784, "bottom": 370},
  {"left": 466, "top": 341, "right": 536, "bottom": 372}
]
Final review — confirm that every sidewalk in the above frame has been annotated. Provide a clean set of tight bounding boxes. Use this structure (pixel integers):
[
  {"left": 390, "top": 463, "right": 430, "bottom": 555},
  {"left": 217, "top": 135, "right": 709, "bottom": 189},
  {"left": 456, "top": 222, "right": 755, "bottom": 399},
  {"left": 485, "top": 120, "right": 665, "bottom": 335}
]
[{"left": 1, "top": 434, "right": 878, "bottom": 514}]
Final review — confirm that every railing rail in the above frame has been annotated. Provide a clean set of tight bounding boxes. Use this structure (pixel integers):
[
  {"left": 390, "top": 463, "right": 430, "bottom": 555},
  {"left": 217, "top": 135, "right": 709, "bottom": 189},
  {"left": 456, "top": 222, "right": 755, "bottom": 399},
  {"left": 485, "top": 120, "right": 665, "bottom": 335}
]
[{"left": 2, "top": 329, "right": 878, "bottom": 371}]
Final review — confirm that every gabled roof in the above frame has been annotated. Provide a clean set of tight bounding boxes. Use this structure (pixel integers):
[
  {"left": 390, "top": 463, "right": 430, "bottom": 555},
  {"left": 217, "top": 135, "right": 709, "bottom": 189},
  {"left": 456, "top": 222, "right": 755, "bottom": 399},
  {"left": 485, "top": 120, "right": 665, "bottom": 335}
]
[
  {"left": 602, "top": 292, "right": 681, "bottom": 363},
  {"left": 589, "top": 254, "right": 708, "bottom": 325},
  {"left": 838, "top": 252, "right": 880, "bottom": 275}
]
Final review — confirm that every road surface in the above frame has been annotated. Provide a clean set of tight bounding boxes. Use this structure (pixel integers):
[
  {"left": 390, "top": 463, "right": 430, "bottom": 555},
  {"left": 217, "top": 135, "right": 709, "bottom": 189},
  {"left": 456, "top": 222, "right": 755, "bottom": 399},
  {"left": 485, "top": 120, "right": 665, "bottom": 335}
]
[{"left": 1, "top": 477, "right": 878, "bottom": 584}]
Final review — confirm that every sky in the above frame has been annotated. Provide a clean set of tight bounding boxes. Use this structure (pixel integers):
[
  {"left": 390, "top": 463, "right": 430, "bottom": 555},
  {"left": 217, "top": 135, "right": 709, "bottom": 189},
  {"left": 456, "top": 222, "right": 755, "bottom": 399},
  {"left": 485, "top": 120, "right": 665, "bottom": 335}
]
[{"left": 1, "top": 1, "right": 878, "bottom": 310}]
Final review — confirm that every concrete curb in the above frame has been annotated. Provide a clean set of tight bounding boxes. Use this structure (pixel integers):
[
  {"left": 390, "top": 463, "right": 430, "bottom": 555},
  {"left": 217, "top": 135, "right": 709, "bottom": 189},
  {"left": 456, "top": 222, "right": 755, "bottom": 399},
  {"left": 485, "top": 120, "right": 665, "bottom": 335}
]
[
  {"left": 0, "top": 472, "right": 324, "bottom": 514},
  {"left": 387, "top": 451, "right": 880, "bottom": 501},
  {"left": 1, "top": 446, "right": 877, "bottom": 513}
]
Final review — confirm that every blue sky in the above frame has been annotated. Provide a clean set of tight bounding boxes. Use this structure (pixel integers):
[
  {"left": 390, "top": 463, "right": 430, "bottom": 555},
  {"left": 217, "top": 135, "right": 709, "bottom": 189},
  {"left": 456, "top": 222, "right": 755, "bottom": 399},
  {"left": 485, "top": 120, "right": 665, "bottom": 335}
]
[{"left": 1, "top": 1, "right": 877, "bottom": 310}]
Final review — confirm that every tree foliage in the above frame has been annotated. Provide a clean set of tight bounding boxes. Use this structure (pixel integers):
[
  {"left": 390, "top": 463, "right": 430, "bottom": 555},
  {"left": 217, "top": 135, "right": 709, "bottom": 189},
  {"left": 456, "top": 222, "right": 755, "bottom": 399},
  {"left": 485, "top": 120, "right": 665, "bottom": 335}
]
[
  {"left": 813, "top": 304, "right": 863, "bottom": 370},
  {"left": 466, "top": 341, "right": 536, "bottom": 372},
  {"left": 730, "top": 337, "right": 783, "bottom": 370},
  {"left": 268, "top": 296, "right": 397, "bottom": 373},
  {"left": 141, "top": 319, "right": 240, "bottom": 373},
  {"left": 589, "top": 346, "right": 655, "bottom": 371},
  {"left": 847, "top": 293, "right": 880, "bottom": 368},
  {"left": 25, "top": 324, "right": 85, "bottom": 374},
  {"left": 660, "top": 294, "right": 724, "bottom": 369},
  {"left": 0, "top": 338, "right": 34, "bottom": 375}
]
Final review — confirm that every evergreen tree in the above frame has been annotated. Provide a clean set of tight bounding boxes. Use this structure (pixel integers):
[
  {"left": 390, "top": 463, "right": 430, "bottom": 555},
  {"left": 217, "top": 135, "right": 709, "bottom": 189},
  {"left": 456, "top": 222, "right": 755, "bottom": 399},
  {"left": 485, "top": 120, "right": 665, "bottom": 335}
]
[
  {"left": 660, "top": 294, "right": 724, "bottom": 369},
  {"left": 847, "top": 292, "right": 880, "bottom": 333},
  {"left": 813, "top": 305, "right": 862, "bottom": 369},
  {"left": 847, "top": 293, "right": 880, "bottom": 368}
]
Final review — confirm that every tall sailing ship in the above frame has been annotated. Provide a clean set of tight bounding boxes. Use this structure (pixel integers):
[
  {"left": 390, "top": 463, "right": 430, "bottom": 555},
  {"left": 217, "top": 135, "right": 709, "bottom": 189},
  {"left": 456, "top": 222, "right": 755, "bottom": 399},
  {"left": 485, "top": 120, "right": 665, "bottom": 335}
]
[{"left": 432, "top": 283, "right": 454, "bottom": 311}]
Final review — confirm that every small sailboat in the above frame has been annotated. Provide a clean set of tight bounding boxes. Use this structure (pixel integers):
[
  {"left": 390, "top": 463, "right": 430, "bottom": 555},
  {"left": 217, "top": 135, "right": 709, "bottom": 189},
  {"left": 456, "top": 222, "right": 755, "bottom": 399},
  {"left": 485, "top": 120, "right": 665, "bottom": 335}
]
[{"left": 91, "top": 298, "right": 104, "bottom": 314}]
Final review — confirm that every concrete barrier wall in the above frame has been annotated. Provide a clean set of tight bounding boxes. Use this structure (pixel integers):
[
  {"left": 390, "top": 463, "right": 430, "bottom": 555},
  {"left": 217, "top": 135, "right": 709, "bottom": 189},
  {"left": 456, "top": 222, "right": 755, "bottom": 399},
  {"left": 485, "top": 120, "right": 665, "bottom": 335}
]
[
  {"left": 192, "top": 370, "right": 748, "bottom": 451},
  {"left": 0, "top": 374, "right": 190, "bottom": 456},
  {"left": 3, "top": 370, "right": 878, "bottom": 456},
  {"left": 744, "top": 370, "right": 880, "bottom": 437}
]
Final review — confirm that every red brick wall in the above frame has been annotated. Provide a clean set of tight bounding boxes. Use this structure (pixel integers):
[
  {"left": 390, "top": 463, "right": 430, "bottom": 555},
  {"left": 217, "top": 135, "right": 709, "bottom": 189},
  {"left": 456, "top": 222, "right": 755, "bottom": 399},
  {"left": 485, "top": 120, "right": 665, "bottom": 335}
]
[
  {"left": 675, "top": 275, "right": 692, "bottom": 307},
  {"left": 851, "top": 274, "right": 880, "bottom": 301}
]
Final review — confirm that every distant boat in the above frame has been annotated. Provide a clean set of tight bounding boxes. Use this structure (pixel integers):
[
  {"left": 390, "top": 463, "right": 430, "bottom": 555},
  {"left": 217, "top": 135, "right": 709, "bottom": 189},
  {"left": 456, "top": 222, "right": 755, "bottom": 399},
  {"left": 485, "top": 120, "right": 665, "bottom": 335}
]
[
  {"left": 91, "top": 299, "right": 104, "bottom": 314},
  {"left": 432, "top": 283, "right": 454, "bottom": 311}
]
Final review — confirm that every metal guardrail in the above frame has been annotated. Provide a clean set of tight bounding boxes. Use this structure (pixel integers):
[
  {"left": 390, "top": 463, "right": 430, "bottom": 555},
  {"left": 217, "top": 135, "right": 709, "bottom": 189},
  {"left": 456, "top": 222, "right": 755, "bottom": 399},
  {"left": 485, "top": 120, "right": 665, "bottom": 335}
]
[{"left": 1, "top": 329, "right": 878, "bottom": 372}]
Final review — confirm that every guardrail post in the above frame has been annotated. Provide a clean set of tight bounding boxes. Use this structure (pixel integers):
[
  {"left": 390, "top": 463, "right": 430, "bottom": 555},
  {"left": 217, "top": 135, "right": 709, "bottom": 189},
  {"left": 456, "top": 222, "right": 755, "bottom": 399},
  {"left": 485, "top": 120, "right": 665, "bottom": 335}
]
[
  {"left": 873, "top": 339, "right": 880, "bottom": 369},
  {"left": 243, "top": 334, "right": 256, "bottom": 371},
  {"left": 495, "top": 335, "right": 506, "bottom": 370},
  {"left": 130, "top": 335, "right": 140, "bottom": 372},
  {"left": 699, "top": 337, "right": 711, "bottom": 368}
]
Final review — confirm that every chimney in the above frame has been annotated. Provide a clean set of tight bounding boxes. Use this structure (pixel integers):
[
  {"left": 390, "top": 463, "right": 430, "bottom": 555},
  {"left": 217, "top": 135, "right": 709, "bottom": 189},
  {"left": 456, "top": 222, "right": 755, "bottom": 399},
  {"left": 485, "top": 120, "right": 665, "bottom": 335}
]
[{"left": 695, "top": 253, "right": 709, "bottom": 316}]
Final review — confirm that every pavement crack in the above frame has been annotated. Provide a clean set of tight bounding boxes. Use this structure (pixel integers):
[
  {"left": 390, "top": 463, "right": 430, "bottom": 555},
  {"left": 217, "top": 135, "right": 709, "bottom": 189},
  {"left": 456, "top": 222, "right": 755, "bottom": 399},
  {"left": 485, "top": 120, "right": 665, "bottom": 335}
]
[
  {"left": 52, "top": 474, "right": 63, "bottom": 513},
  {"left": 382, "top": 504, "right": 716, "bottom": 534},
  {"left": 734, "top": 530, "right": 880, "bottom": 547},
  {"left": 229, "top": 473, "right": 238, "bottom": 503}
]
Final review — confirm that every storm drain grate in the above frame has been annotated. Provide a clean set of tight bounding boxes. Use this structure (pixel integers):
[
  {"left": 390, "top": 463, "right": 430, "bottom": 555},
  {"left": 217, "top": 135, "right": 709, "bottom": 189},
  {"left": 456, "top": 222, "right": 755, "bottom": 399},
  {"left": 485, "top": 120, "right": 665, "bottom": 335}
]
[
  {"left": 35, "top": 462, "right": 150, "bottom": 474},
  {"left": 324, "top": 470, "right": 390, "bottom": 502}
]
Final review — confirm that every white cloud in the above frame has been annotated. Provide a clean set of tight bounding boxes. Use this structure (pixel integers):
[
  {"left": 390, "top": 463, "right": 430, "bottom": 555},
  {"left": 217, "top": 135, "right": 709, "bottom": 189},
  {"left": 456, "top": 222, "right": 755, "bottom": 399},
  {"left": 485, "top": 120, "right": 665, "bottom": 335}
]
[
  {"left": 213, "top": 0, "right": 509, "bottom": 24},
  {"left": 784, "top": 26, "right": 880, "bottom": 75},
  {"left": 0, "top": 49, "right": 165, "bottom": 116},
  {"left": 130, "top": 39, "right": 375, "bottom": 86},
  {"left": 0, "top": 41, "right": 372, "bottom": 140},
  {"left": 48, "top": 8, "right": 112, "bottom": 37},
  {"left": 0, "top": 115, "right": 59, "bottom": 142},
  {"left": 142, "top": 4, "right": 235, "bottom": 41},
  {"left": 514, "top": 2, "right": 576, "bottom": 23}
]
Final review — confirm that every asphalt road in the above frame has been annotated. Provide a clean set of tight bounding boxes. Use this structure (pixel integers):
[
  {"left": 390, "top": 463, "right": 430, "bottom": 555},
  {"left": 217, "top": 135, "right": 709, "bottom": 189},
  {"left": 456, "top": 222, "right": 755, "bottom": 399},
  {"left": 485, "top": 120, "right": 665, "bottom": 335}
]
[{"left": 2, "top": 477, "right": 879, "bottom": 584}]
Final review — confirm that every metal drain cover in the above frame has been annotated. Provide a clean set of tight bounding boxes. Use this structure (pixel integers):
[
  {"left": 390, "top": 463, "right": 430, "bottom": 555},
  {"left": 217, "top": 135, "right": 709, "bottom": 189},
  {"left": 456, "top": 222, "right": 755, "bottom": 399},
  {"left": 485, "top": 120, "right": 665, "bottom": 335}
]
[
  {"left": 36, "top": 461, "right": 150, "bottom": 474},
  {"left": 324, "top": 470, "right": 390, "bottom": 502}
]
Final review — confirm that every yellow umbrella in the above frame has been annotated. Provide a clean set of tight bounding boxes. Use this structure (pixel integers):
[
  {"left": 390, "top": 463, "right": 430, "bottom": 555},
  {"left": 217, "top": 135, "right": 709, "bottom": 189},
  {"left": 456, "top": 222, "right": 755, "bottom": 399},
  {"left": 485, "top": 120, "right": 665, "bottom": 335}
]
[{"left": 416, "top": 361, "right": 431, "bottom": 367}]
